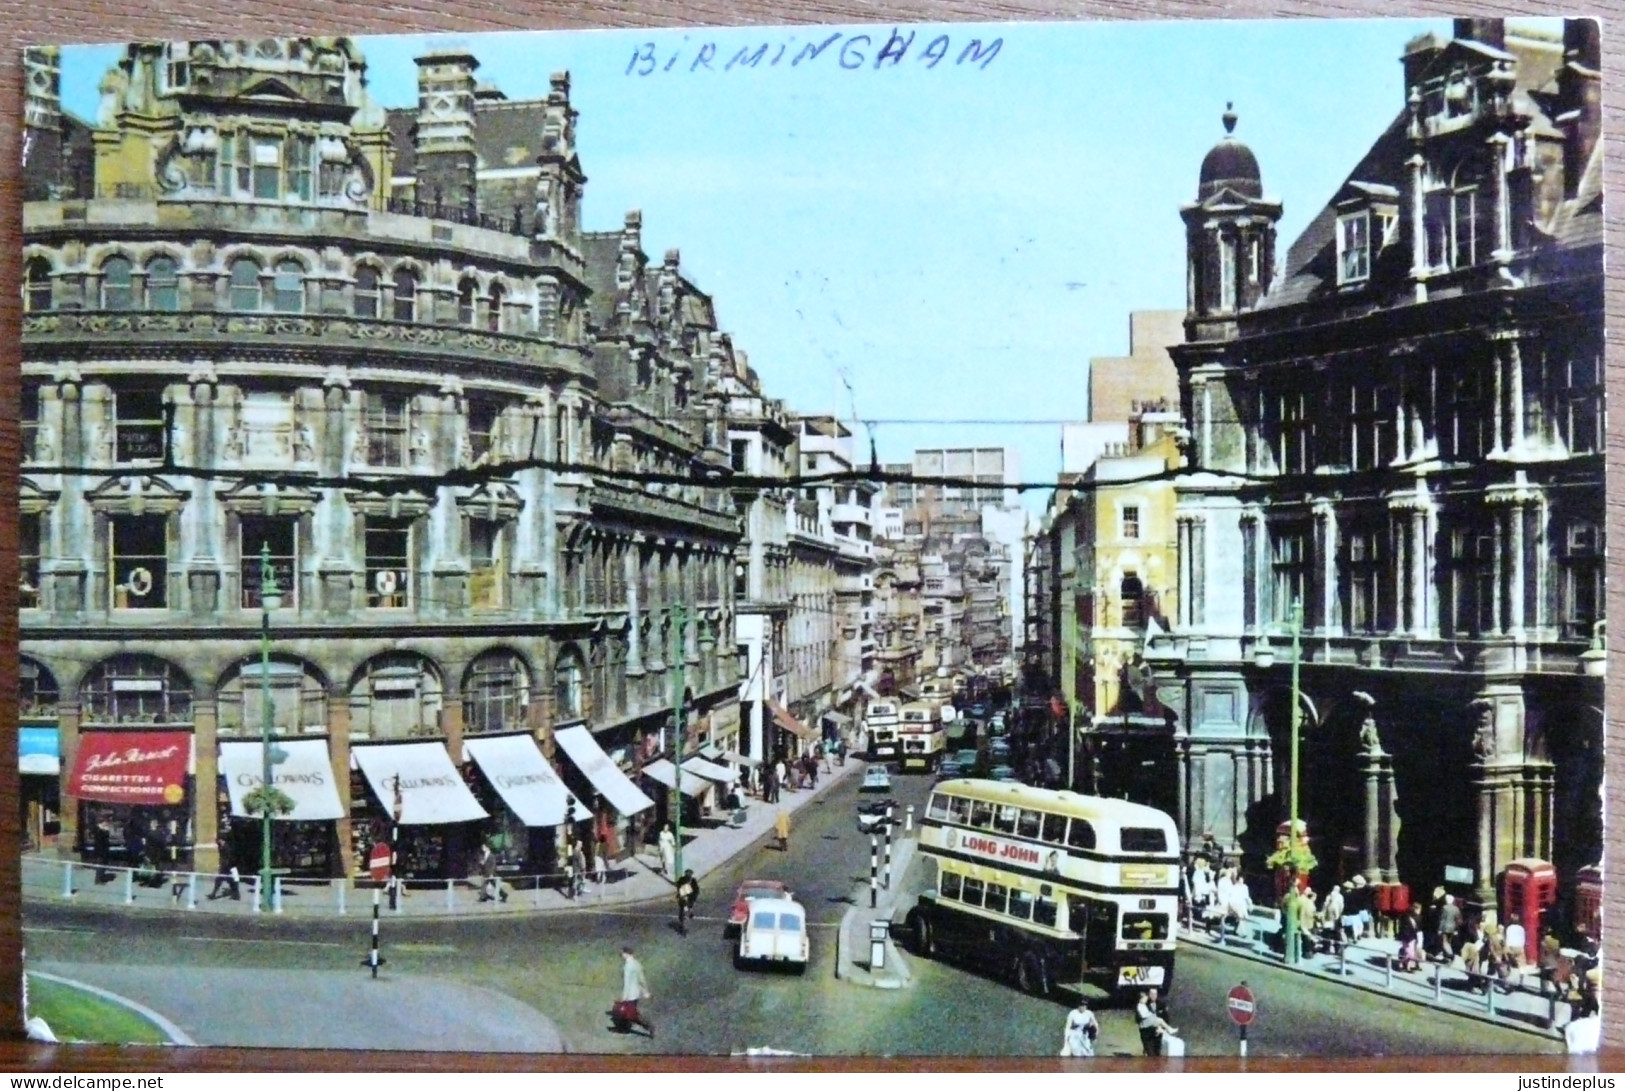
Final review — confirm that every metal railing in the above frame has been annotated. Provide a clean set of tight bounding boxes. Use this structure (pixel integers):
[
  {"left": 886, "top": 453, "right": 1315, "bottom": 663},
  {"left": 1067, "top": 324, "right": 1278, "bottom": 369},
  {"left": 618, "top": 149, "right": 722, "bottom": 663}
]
[
  {"left": 22, "top": 854, "right": 651, "bottom": 917},
  {"left": 380, "top": 197, "right": 524, "bottom": 236}
]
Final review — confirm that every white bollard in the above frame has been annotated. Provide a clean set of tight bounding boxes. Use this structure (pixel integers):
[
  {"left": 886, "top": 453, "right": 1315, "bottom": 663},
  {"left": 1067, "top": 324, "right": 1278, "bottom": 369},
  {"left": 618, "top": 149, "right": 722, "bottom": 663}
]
[
  {"left": 252, "top": 876, "right": 262, "bottom": 914},
  {"left": 337, "top": 880, "right": 347, "bottom": 915},
  {"left": 273, "top": 876, "right": 284, "bottom": 915},
  {"left": 446, "top": 879, "right": 455, "bottom": 910},
  {"left": 61, "top": 862, "right": 74, "bottom": 899},
  {"left": 186, "top": 873, "right": 198, "bottom": 911},
  {"left": 123, "top": 868, "right": 135, "bottom": 906},
  {"left": 905, "top": 805, "right": 914, "bottom": 832}
]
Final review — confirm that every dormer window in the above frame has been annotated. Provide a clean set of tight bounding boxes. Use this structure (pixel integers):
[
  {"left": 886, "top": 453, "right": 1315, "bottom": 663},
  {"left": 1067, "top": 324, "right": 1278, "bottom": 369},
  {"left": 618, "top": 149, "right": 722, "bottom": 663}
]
[{"left": 1336, "top": 211, "right": 1370, "bottom": 284}]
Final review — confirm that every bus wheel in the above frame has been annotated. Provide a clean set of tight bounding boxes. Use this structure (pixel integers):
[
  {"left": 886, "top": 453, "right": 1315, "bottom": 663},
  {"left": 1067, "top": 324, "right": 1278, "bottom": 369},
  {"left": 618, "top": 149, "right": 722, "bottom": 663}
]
[
  {"left": 908, "top": 912, "right": 935, "bottom": 958},
  {"left": 1016, "top": 952, "right": 1051, "bottom": 998}
]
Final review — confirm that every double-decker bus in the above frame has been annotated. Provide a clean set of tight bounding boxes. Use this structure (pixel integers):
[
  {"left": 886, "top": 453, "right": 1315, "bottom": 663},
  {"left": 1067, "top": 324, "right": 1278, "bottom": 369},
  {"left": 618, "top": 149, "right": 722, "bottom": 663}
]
[
  {"left": 864, "top": 700, "right": 901, "bottom": 762},
  {"left": 906, "top": 779, "right": 1180, "bottom": 1000},
  {"left": 897, "top": 700, "right": 949, "bottom": 773}
]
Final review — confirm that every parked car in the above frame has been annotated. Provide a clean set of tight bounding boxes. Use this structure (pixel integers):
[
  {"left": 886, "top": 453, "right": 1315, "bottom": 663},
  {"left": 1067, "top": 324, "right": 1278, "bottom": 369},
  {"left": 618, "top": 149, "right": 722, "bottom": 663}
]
[
  {"left": 729, "top": 879, "right": 792, "bottom": 933},
  {"left": 857, "top": 798, "right": 898, "bottom": 832},
  {"left": 966, "top": 702, "right": 991, "bottom": 721},
  {"left": 736, "top": 896, "right": 809, "bottom": 973},
  {"left": 953, "top": 748, "right": 981, "bottom": 772},
  {"left": 989, "top": 764, "right": 1019, "bottom": 782},
  {"left": 988, "top": 738, "right": 1012, "bottom": 763},
  {"left": 861, "top": 766, "right": 893, "bottom": 794},
  {"left": 936, "top": 757, "right": 968, "bottom": 780}
]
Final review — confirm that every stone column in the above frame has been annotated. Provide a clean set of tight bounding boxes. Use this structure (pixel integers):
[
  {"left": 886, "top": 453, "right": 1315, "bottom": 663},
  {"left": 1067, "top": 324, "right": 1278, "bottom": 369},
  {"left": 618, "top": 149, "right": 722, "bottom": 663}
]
[
  {"left": 625, "top": 535, "right": 645, "bottom": 675},
  {"left": 1189, "top": 518, "right": 1206, "bottom": 626},
  {"left": 1411, "top": 508, "right": 1430, "bottom": 636},
  {"left": 328, "top": 688, "right": 354, "bottom": 880},
  {"left": 56, "top": 701, "right": 81, "bottom": 858},
  {"left": 1407, "top": 151, "right": 1429, "bottom": 299},
  {"left": 1489, "top": 132, "right": 1513, "bottom": 261},
  {"left": 441, "top": 691, "right": 465, "bottom": 764},
  {"left": 1313, "top": 502, "right": 1336, "bottom": 633},
  {"left": 192, "top": 698, "right": 220, "bottom": 874},
  {"left": 1508, "top": 498, "right": 1526, "bottom": 638}
]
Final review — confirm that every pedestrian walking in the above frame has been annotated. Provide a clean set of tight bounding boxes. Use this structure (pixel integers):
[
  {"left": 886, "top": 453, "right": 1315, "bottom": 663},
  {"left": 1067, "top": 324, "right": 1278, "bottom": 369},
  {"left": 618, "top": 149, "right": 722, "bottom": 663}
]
[
  {"left": 774, "top": 758, "right": 788, "bottom": 796},
  {"left": 476, "top": 840, "right": 510, "bottom": 903},
  {"left": 657, "top": 823, "right": 677, "bottom": 878},
  {"left": 1060, "top": 998, "right": 1099, "bottom": 1057},
  {"left": 775, "top": 809, "right": 791, "bottom": 853},
  {"left": 1135, "top": 989, "right": 1176, "bottom": 1056},
  {"left": 1397, "top": 905, "right": 1423, "bottom": 972},
  {"left": 592, "top": 836, "right": 609, "bottom": 888},
  {"left": 1436, "top": 894, "right": 1462, "bottom": 963},
  {"left": 208, "top": 833, "right": 241, "bottom": 900},
  {"left": 674, "top": 869, "right": 700, "bottom": 936},
  {"left": 612, "top": 946, "right": 655, "bottom": 1037},
  {"left": 1295, "top": 886, "right": 1318, "bottom": 958},
  {"left": 91, "top": 819, "right": 114, "bottom": 885},
  {"left": 571, "top": 840, "right": 588, "bottom": 899},
  {"left": 806, "top": 752, "right": 819, "bottom": 789}
]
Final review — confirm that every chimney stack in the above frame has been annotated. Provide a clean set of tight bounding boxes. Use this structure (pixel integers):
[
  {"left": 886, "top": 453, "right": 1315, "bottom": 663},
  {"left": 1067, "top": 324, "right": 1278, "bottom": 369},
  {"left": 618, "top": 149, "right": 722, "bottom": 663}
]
[
  {"left": 414, "top": 50, "right": 479, "bottom": 213},
  {"left": 1557, "top": 18, "right": 1602, "bottom": 196},
  {"left": 1452, "top": 18, "right": 1505, "bottom": 49}
]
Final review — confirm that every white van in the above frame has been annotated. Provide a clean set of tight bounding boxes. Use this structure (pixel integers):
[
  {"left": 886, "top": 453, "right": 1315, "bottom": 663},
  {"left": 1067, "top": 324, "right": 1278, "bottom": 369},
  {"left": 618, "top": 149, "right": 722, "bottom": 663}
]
[{"left": 735, "top": 896, "right": 809, "bottom": 973}]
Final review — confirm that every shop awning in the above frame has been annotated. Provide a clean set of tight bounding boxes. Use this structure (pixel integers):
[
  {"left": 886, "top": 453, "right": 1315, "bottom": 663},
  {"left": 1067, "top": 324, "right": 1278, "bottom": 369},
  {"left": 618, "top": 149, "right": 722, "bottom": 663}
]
[
  {"left": 219, "top": 739, "right": 345, "bottom": 822},
  {"left": 553, "top": 725, "right": 655, "bottom": 816},
  {"left": 719, "top": 749, "right": 761, "bottom": 768},
  {"left": 766, "top": 699, "right": 817, "bottom": 741},
  {"left": 68, "top": 731, "right": 191, "bottom": 806},
  {"left": 352, "top": 742, "right": 488, "bottom": 826},
  {"left": 640, "top": 759, "right": 710, "bottom": 798},
  {"left": 464, "top": 733, "right": 585, "bottom": 827},
  {"left": 20, "top": 725, "right": 59, "bottom": 776},
  {"left": 681, "top": 755, "right": 737, "bottom": 784},
  {"left": 823, "top": 711, "right": 854, "bottom": 731}
]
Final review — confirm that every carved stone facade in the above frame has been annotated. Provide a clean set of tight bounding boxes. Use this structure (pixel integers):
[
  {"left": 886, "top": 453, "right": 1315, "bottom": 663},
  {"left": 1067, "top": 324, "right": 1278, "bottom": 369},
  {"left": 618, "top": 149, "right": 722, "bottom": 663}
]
[
  {"left": 1148, "top": 20, "right": 1604, "bottom": 912},
  {"left": 22, "top": 39, "right": 744, "bottom": 882}
]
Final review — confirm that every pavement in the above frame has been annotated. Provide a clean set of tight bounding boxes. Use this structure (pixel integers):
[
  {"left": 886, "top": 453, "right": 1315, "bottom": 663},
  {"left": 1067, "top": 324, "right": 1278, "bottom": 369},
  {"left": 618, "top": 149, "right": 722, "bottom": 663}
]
[
  {"left": 22, "top": 754, "right": 865, "bottom": 922},
  {"left": 1182, "top": 919, "right": 1575, "bottom": 1042}
]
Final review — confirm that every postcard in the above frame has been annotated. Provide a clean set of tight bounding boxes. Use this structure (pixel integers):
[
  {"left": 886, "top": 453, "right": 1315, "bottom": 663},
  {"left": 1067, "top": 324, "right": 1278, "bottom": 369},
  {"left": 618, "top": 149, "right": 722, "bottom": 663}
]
[{"left": 16, "top": 16, "right": 1604, "bottom": 1059}]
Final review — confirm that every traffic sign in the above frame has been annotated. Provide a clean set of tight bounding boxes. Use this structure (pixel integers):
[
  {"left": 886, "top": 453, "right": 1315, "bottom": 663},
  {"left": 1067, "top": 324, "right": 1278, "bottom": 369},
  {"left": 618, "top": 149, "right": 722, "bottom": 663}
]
[
  {"left": 368, "top": 842, "right": 393, "bottom": 882},
  {"left": 1226, "top": 983, "right": 1256, "bottom": 1026}
]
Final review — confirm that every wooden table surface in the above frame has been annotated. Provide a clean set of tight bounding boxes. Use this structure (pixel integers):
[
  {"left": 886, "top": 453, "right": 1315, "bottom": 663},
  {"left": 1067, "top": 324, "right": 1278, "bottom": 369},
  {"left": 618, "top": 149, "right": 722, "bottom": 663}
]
[{"left": 0, "top": 0, "right": 1619, "bottom": 1072}]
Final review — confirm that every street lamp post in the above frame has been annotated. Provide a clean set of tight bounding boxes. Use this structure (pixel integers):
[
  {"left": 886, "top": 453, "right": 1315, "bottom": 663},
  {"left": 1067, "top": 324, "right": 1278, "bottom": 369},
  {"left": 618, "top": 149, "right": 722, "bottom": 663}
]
[
  {"left": 672, "top": 603, "right": 689, "bottom": 881},
  {"left": 258, "top": 543, "right": 281, "bottom": 913},
  {"left": 1062, "top": 598, "right": 1077, "bottom": 792},
  {"left": 1281, "top": 598, "right": 1304, "bottom": 967}
]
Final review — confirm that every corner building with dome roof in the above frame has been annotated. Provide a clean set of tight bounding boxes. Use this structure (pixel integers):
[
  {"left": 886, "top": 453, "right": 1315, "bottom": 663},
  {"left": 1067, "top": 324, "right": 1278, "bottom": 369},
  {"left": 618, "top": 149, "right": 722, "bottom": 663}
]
[{"left": 1146, "top": 19, "right": 1604, "bottom": 919}]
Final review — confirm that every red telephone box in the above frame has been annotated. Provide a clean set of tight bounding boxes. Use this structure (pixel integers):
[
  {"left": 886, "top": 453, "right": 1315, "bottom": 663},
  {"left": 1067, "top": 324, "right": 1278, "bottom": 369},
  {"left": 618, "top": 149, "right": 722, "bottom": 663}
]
[
  {"left": 1501, "top": 858, "right": 1558, "bottom": 965},
  {"left": 1574, "top": 865, "right": 1604, "bottom": 942}
]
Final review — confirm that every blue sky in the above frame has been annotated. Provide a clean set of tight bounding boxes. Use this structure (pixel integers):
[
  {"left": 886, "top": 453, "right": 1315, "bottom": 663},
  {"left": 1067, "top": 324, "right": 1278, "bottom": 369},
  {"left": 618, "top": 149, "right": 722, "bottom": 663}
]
[{"left": 58, "top": 19, "right": 1465, "bottom": 511}]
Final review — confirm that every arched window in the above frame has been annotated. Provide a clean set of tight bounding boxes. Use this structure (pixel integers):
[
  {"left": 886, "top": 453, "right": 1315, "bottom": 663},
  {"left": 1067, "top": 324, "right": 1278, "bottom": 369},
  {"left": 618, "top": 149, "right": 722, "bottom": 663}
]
[
  {"left": 553, "top": 647, "right": 585, "bottom": 721},
  {"left": 23, "top": 257, "right": 52, "bottom": 312},
  {"left": 457, "top": 277, "right": 478, "bottom": 326},
  {"left": 145, "top": 257, "right": 179, "bottom": 311},
  {"left": 273, "top": 259, "right": 304, "bottom": 313},
  {"left": 100, "top": 256, "right": 133, "bottom": 310},
  {"left": 463, "top": 650, "right": 531, "bottom": 735},
  {"left": 229, "top": 258, "right": 262, "bottom": 311},
  {"left": 216, "top": 656, "right": 328, "bottom": 736},
  {"left": 1120, "top": 572, "right": 1145, "bottom": 627},
  {"left": 19, "top": 658, "right": 59, "bottom": 719},
  {"left": 485, "top": 283, "right": 504, "bottom": 332},
  {"left": 349, "top": 653, "right": 443, "bottom": 741},
  {"left": 391, "top": 268, "right": 418, "bottom": 321},
  {"left": 354, "top": 265, "right": 380, "bottom": 319},
  {"left": 80, "top": 655, "right": 193, "bottom": 726}
]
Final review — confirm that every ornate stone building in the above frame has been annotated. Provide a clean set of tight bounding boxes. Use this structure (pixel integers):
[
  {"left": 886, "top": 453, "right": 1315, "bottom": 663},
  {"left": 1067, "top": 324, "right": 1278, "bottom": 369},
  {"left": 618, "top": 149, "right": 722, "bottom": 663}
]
[
  {"left": 1147, "top": 20, "right": 1604, "bottom": 910},
  {"left": 21, "top": 39, "right": 741, "bottom": 882}
]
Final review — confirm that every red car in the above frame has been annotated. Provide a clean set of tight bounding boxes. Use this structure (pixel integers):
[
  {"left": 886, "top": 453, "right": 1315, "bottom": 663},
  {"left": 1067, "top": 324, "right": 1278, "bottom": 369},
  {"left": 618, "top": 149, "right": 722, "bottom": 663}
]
[{"left": 730, "top": 879, "right": 791, "bottom": 931}]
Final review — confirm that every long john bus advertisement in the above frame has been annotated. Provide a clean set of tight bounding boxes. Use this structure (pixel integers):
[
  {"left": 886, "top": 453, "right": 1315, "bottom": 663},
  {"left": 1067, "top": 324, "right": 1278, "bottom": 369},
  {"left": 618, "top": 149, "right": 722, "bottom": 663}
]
[{"left": 941, "top": 825, "right": 1176, "bottom": 890}]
